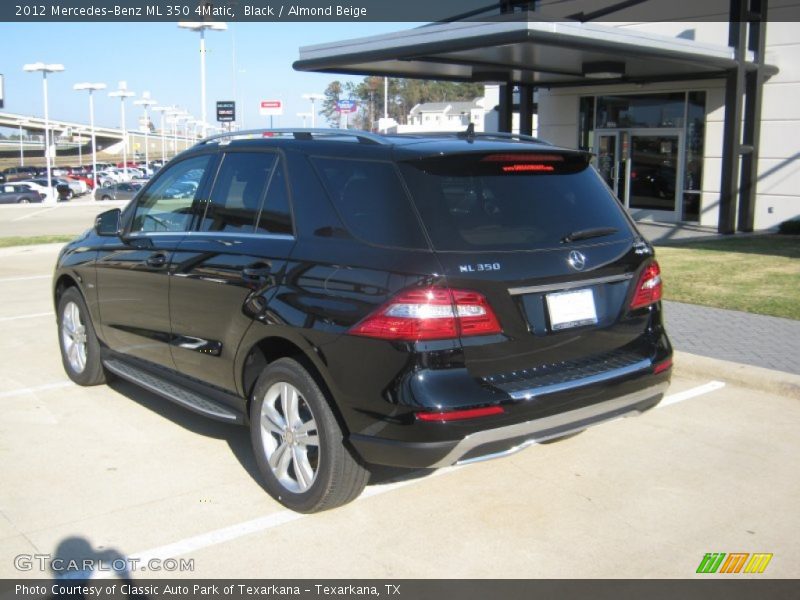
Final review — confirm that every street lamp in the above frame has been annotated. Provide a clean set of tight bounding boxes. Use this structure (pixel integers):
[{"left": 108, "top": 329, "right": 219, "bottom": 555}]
[
  {"left": 23, "top": 62, "right": 64, "bottom": 203},
  {"left": 178, "top": 21, "right": 227, "bottom": 139},
  {"left": 109, "top": 81, "right": 135, "bottom": 179},
  {"left": 152, "top": 105, "right": 171, "bottom": 164},
  {"left": 73, "top": 82, "right": 106, "bottom": 189},
  {"left": 16, "top": 119, "right": 30, "bottom": 167},
  {"left": 302, "top": 93, "right": 325, "bottom": 128},
  {"left": 296, "top": 112, "right": 312, "bottom": 128},
  {"left": 134, "top": 91, "right": 157, "bottom": 168}
]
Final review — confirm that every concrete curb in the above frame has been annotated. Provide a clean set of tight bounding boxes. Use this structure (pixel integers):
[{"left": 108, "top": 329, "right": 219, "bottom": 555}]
[{"left": 674, "top": 350, "right": 800, "bottom": 400}]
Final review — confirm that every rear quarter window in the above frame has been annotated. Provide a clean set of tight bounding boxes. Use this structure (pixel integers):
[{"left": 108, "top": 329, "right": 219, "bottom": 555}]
[{"left": 310, "top": 157, "right": 428, "bottom": 250}]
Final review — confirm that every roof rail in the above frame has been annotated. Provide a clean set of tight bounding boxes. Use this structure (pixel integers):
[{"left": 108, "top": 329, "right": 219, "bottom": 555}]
[
  {"left": 197, "top": 128, "right": 391, "bottom": 146},
  {"left": 456, "top": 130, "right": 552, "bottom": 145}
]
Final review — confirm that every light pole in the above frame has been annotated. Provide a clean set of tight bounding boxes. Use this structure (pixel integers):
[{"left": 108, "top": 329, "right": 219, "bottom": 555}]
[
  {"left": 16, "top": 120, "right": 29, "bottom": 167},
  {"left": 23, "top": 62, "right": 64, "bottom": 203},
  {"left": 73, "top": 82, "right": 106, "bottom": 189},
  {"left": 134, "top": 92, "right": 157, "bottom": 168},
  {"left": 302, "top": 93, "right": 325, "bottom": 128},
  {"left": 178, "top": 21, "right": 227, "bottom": 139},
  {"left": 152, "top": 106, "right": 170, "bottom": 164},
  {"left": 296, "top": 112, "right": 312, "bottom": 128},
  {"left": 109, "top": 81, "right": 135, "bottom": 179}
]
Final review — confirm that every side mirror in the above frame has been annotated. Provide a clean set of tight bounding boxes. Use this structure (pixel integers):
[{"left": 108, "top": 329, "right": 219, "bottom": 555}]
[{"left": 94, "top": 208, "right": 122, "bottom": 237}]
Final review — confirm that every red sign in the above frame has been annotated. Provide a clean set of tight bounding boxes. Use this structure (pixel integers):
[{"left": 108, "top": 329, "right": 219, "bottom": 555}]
[{"left": 259, "top": 100, "right": 283, "bottom": 116}]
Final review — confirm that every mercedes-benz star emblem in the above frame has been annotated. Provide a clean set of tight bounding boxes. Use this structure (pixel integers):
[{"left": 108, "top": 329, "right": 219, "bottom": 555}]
[{"left": 568, "top": 250, "right": 587, "bottom": 271}]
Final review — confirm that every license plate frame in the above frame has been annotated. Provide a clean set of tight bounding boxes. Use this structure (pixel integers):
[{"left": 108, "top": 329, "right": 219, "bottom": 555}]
[{"left": 545, "top": 288, "right": 598, "bottom": 331}]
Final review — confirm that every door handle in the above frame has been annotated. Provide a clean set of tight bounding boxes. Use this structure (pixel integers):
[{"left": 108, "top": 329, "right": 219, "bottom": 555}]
[
  {"left": 146, "top": 252, "right": 168, "bottom": 268},
  {"left": 242, "top": 262, "right": 272, "bottom": 281}
]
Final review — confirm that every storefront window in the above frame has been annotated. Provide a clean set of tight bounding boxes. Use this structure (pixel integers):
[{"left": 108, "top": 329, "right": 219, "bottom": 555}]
[
  {"left": 597, "top": 92, "right": 686, "bottom": 129},
  {"left": 578, "top": 96, "right": 595, "bottom": 151},
  {"left": 683, "top": 91, "right": 706, "bottom": 222}
]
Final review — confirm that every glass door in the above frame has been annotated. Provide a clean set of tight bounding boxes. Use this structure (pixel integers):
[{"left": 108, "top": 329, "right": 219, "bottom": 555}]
[
  {"left": 594, "top": 131, "right": 620, "bottom": 196},
  {"left": 626, "top": 130, "right": 683, "bottom": 220}
]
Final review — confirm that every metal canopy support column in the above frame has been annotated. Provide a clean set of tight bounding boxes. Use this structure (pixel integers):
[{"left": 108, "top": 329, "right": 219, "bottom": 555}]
[
  {"left": 718, "top": 0, "right": 749, "bottom": 234},
  {"left": 738, "top": 0, "right": 768, "bottom": 232},
  {"left": 519, "top": 84, "right": 534, "bottom": 135},
  {"left": 498, "top": 84, "right": 514, "bottom": 133}
]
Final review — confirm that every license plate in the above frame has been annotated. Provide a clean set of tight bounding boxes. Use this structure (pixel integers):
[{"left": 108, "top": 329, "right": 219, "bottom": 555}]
[{"left": 546, "top": 288, "right": 598, "bottom": 331}]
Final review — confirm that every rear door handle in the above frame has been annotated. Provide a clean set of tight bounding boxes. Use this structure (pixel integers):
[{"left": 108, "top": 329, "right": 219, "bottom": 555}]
[{"left": 146, "top": 252, "right": 168, "bottom": 268}]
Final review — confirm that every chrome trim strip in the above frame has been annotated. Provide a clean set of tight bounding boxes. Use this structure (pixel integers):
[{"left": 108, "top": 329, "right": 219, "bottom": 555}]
[
  {"left": 126, "top": 231, "right": 295, "bottom": 241},
  {"left": 508, "top": 273, "right": 634, "bottom": 295},
  {"left": 507, "top": 358, "right": 652, "bottom": 400},
  {"left": 432, "top": 382, "right": 668, "bottom": 468}
]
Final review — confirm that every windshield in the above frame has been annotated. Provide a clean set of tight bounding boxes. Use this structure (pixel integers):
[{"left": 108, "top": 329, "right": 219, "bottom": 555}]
[{"left": 399, "top": 153, "right": 633, "bottom": 252}]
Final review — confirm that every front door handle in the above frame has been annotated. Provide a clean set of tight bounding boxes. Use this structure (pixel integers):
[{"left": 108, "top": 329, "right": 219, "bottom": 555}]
[
  {"left": 146, "top": 252, "right": 168, "bottom": 268},
  {"left": 242, "top": 262, "right": 272, "bottom": 281}
]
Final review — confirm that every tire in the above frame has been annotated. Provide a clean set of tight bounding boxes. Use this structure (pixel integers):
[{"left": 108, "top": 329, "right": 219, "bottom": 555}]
[
  {"left": 101, "top": 195, "right": 111, "bottom": 201},
  {"left": 18, "top": 198, "right": 31, "bottom": 204},
  {"left": 57, "top": 287, "right": 107, "bottom": 386},
  {"left": 250, "top": 358, "right": 368, "bottom": 513}
]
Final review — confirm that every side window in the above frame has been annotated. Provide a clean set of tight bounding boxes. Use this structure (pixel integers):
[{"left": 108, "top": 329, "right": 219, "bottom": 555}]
[
  {"left": 310, "top": 157, "right": 427, "bottom": 249},
  {"left": 199, "top": 152, "right": 277, "bottom": 233},
  {"left": 130, "top": 155, "right": 211, "bottom": 233},
  {"left": 255, "top": 162, "right": 293, "bottom": 235},
  {"left": 199, "top": 151, "right": 293, "bottom": 235}
]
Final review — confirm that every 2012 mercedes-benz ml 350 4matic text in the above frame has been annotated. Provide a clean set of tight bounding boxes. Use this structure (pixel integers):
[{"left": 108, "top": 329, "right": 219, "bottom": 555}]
[{"left": 54, "top": 129, "right": 672, "bottom": 512}]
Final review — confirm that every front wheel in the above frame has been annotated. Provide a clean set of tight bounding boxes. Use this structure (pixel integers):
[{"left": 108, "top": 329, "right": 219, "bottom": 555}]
[
  {"left": 250, "top": 358, "right": 368, "bottom": 513},
  {"left": 57, "top": 287, "right": 107, "bottom": 386}
]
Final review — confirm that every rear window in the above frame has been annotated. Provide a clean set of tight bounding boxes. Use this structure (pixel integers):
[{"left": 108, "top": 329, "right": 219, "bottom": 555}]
[
  {"left": 311, "top": 157, "right": 428, "bottom": 250},
  {"left": 399, "top": 153, "right": 632, "bottom": 251}
]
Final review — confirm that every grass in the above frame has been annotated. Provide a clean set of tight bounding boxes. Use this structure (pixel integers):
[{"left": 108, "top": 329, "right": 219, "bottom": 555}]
[
  {"left": 0, "top": 235, "right": 76, "bottom": 248},
  {"left": 656, "top": 234, "right": 800, "bottom": 320}
]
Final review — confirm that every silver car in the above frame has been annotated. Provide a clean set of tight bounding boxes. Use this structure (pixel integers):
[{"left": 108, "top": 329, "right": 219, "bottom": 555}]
[{"left": 94, "top": 182, "right": 143, "bottom": 201}]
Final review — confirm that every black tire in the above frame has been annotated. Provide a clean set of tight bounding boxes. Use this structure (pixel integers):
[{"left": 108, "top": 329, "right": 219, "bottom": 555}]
[
  {"left": 101, "top": 195, "right": 111, "bottom": 201},
  {"left": 250, "top": 358, "right": 368, "bottom": 513},
  {"left": 57, "top": 287, "right": 107, "bottom": 386},
  {"left": 18, "top": 198, "right": 31, "bottom": 204}
]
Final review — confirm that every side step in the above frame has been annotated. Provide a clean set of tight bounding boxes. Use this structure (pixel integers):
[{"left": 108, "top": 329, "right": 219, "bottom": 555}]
[{"left": 103, "top": 358, "right": 241, "bottom": 423}]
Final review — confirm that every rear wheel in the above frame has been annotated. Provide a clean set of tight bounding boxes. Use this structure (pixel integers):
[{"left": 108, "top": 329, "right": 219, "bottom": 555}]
[
  {"left": 18, "top": 198, "right": 31, "bottom": 204},
  {"left": 101, "top": 195, "right": 111, "bottom": 201},
  {"left": 250, "top": 358, "right": 368, "bottom": 513},
  {"left": 57, "top": 287, "right": 106, "bottom": 386}
]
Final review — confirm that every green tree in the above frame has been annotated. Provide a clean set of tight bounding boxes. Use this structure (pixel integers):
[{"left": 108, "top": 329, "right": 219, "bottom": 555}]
[{"left": 321, "top": 80, "right": 343, "bottom": 128}]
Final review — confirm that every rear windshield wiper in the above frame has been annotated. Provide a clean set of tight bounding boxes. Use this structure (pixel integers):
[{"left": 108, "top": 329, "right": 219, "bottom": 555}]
[{"left": 561, "top": 227, "right": 619, "bottom": 244}]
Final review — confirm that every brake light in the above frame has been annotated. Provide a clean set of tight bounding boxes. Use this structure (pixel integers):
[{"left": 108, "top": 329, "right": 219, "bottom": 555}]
[
  {"left": 481, "top": 153, "right": 565, "bottom": 163},
  {"left": 630, "top": 261, "right": 663, "bottom": 309},
  {"left": 653, "top": 357, "right": 673, "bottom": 374},
  {"left": 415, "top": 406, "right": 504, "bottom": 422},
  {"left": 349, "top": 287, "right": 502, "bottom": 341},
  {"left": 501, "top": 164, "right": 555, "bottom": 172}
]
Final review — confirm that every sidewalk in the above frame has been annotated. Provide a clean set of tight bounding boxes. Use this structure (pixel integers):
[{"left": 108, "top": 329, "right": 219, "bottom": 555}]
[{"left": 663, "top": 300, "right": 800, "bottom": 375}]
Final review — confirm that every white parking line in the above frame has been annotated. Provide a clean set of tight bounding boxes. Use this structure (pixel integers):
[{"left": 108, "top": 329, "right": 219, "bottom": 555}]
[
  {"left": 0, "top": 311, "right": 54, "bottom": 322},
  {"left": 657, "top": 380, "right": 726, "bottom": 408},
  {"left": 0, "top": 274, "right": 51, "bottom": 283},
  {"left": 11, "top": 207, "right": 58, "bottom": 221},
  {"left": 0, "top": 381, "right": 73, "bottom": 399},
  {"left": 90, "top": 379, "right": 722, "bottom": 576}
]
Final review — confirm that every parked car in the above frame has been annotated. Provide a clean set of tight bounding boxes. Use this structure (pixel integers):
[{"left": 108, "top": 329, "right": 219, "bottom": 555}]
[
  {"left": 16, "top": 180, "right": 59, "bottom": 202},
  {"left": 94, "top": 182, "right": 142, "bottom": 201},
  {"left": 0, "top": 183, "right": 43, "bottom": 204},
  {"left": 29, "top": 177, "right": 76, "bottom": 199},
  {"left": 53, "top": 129, "right": 672, "bottom": 513},
  {"left": 96, "top": 170, "right": 122, "bottom": 187},
  {"left": 68, "top": 174, "right": 95, "bottom": 190},
  {"left": 2, "top": 166, "right": 40, "bottom": 182}
]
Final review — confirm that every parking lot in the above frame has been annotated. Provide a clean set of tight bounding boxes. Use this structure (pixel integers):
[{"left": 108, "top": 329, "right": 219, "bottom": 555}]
[{"left": 1, "top": 239, "right": 799, "bottom": 579}]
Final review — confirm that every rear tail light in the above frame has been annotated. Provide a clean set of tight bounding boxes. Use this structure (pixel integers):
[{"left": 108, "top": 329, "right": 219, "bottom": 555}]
[
  {"left": 653, "top": 357, "right": 673, "bottom": 374},
  {"left": 415, "top": 406, "right": 504, "bottom": 422},
  {"left": 349, "top": 287, "right": 502, "bottom": 341},
  {"left": 630, "top": 261, "right": 663, "bottom": 309}
]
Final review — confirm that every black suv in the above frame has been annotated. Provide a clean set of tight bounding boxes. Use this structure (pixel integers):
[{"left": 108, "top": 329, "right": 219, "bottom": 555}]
[{"left": 54, "top": 129, "right": 672, "bottom": 512}]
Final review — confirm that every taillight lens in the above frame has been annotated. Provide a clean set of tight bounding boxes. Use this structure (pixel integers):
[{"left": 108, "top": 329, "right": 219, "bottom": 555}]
[
  {"left": 630, "top": 261, "right": 663, "bottom": 309},
  {"left": 415, "top": 406, "right": 504, "bottom": 422},
  {"left": 349, "top": 287, "right": 502, "bottom": 341}
]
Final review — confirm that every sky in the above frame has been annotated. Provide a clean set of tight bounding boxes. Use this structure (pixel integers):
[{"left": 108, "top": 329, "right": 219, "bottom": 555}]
[{"left": 0, "top": 21, "right": 419, "bottom": 132}]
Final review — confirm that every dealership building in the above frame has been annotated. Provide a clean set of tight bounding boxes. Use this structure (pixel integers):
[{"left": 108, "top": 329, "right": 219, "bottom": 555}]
[{"left": 296, "top": 6, "right": 798, "bottom": 233}]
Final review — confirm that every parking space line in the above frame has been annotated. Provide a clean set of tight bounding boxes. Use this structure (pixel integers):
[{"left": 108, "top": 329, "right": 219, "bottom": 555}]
[
  {"left": 0, "top": 311, "right": 54, "bottom": 322},
  {"left": 11, "top": 207, "right": 58, "bottom": 221},
  {"left": 0, "top": 274, "right": 51, "bottom": 283},
  {"left": 0, "top": 381, "right": 73, "bottom": 399},
  {"left": 657, "top": 380, "right": 726, "bottom": 408},
  {"left": 83, "top": 380, "right": 721, "bottom": 578}
]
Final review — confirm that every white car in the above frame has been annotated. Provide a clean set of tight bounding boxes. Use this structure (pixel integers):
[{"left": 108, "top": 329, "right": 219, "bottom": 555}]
[{"left": 15, "top": 181, "right": 57, "bottom": 202}]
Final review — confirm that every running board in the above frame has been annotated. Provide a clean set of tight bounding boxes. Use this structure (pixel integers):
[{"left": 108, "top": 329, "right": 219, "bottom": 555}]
[{"left": 103, "top": 358, "right": 241, "bottom": 423}]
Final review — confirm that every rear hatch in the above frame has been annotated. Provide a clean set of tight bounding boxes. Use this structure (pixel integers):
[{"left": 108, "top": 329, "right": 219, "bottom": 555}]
[{"left": 398, "top": 149, "right": 656, "bottom": 383}]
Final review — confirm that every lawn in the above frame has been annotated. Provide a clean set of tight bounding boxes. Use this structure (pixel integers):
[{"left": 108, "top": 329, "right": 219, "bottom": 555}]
[
  {"left": 0, "top": 235, "right": 75, "bottom": 248},
  {"left": 656, "top": 234, "right": 800, "bottom": 320}
]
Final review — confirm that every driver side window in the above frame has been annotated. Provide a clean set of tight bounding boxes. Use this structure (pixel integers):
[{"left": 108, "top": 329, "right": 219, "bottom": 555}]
[{"left": 130, "top": 155, "right": 212, "bottom": 233}]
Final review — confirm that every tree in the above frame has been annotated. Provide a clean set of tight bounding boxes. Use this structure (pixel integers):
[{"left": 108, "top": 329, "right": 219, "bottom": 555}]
[{"left": 321, "top": 81, "right": 344, "bottom": 128}]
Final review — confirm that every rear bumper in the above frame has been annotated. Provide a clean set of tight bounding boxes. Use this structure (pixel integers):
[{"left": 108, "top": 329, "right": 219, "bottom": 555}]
[{"left": 349, "top": 380, "right": 668, "bottom": 469}]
